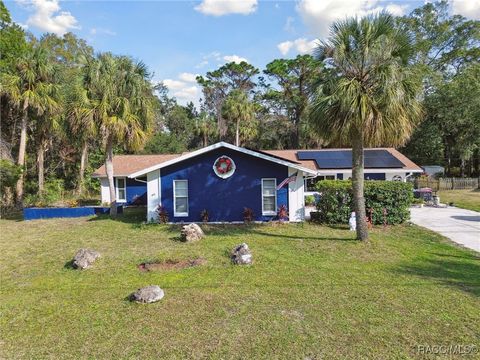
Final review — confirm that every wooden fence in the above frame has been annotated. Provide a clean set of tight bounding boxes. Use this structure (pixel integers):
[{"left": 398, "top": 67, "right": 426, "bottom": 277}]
[{"left": 410, "top": 177, "right": 480, "bottom": 191}]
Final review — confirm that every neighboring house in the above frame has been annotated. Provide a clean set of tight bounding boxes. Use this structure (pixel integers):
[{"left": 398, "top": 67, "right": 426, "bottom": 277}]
[
  {"left": 92, "top": 142, "right": 422, "bottom": 223},
  {"left": 421, "top": 165, "right": 445, "bottom": 178}
]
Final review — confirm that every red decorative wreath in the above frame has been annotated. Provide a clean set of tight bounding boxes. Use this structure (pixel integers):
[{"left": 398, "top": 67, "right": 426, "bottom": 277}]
[{"left": 213, "top": 155, "right": 236, "bottom": 178}]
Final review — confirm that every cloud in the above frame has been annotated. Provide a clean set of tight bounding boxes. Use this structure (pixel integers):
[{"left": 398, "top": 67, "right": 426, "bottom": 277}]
[
  {"left": 16, "top": 0, "right": 80, "bottom": 36},
  {"left": 296, "top": 0, "right": 408, "bottom": 38},
  {"left": 277, "top": 38, "right": 317, "bottom": 56},
  {"left": 451, "top": 0, "right": 480, "bottom": 19},
  {"left": 163, "top": 77, "right": 200, "bottom": 105},
  {"left": 195, "top": 0, "right": 257, "bottom": 16},
  {"left": 284, "top": 16, "right": 295, "bottom": 33},
  {"left": 195, "top": 51, "right": 222, "bottom": 68},
  {"left": 195, "top": 60, "right": 209, "bottom": 68},
  {"left": 90, "top": 27, "right": 116, "bottom": 36},
  {"left": 385, "top": 3, "right": 408, "bottom": 16},
  {"left": 277, "top": 41, "right": 293, "bottom": 56},
  {"left": 223, "top": 54, "right": 249, "bottom": 63},
  {"left": 178, "top": 72, "right": 198, "bottom": 82}
]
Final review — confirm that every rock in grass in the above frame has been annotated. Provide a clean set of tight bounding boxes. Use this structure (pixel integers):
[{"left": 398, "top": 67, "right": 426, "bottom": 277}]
[
  {"left": 131, "top": 285, "right": 165, "bottom": 303},
  {"left": 231, "top": 243, "right": 253, "bottom": 265},
  {"left": 180, "top": 223, "right": 205, "bottom": 242},
  {"left": 72, "top": 248, "right": 101, "bottom": 269}
]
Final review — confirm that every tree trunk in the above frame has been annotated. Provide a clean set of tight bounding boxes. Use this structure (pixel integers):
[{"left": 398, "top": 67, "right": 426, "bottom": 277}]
[
  {"left": 203, "top": 133, "right": 208, "bottom": 148},
  {"left": 105, "top": 136, "right": 117, "bottom": 217},
  {"left": 37, "top": 139, "right": 46, "bottom": 195},
  {"left": 352, "top": 131, "right": 368, "bottom": 241},
  {"left": 235, "top": 119, "right": 240, "bottom": 147},
  {"left": 76, "top": 140, "right": 88, "bottom": 195},
  {"left": 15, "top": 111, "right": 28, "bottom": 206}
]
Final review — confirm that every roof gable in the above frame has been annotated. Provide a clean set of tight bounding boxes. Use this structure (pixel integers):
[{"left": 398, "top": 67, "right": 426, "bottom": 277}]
[{"left": 128, "top": 142, "right": 317, "bottom": 178}]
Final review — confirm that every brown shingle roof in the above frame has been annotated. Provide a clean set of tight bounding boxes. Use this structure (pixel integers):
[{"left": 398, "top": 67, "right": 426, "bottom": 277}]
[
  {"left": 92, "top": 154, "right": 181, "bottom": 177},
  {"left": 92, "top": 147, "right": 421, "bottom": 177}
]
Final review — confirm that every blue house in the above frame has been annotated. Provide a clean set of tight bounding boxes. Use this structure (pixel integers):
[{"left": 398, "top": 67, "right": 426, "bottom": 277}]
[{"left": 92, "top": 142, "right": 421, "bottom": 223}]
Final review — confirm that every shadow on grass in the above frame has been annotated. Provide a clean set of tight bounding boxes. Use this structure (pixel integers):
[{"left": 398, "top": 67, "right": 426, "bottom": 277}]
[
  {"left": 124, "top": 293, "right": 135, "bottom": 302},
  {"left": 245, "top": 229, "right": 356, "bottom": 241},
  {"left": 88, "top": 207, "right": 147, "bottom": 224},
  {"left": 126, "top": 219, "right": 356, "bottom": 242},
  {"left": 395, "top": 257, "right": 480, "bottom": 297},
  {"left": 63, "top": 259, "right": 76, "bottom": 270}
]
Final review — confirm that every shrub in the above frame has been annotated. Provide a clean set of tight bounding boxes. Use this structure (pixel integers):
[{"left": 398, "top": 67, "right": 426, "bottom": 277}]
[
  {"left": 277, "top": 204, "right": 288, "bottom": 221},
  {"left": 156, "top": 205, "right": 169, "bottom": 224},
  {"left": 243, "top": 207, "right": 254, "bottom": 223},
  {"left": 200, "top": 209, "right": 209, "bottom": 223},
  {"left": 314, "top": 180, "right": 413, "bottom": 225},
  {"left": 305, "top": 195, "right": 316, "bottom": 207},
  {"left": 24, "top": 179, "right": 66, "bottom": 207},
  {"left": 0, "top": 160, "right": 21, "bottom": 213},
  {"left": 0, "top": 160, "right": 21, "bottom": 192}
]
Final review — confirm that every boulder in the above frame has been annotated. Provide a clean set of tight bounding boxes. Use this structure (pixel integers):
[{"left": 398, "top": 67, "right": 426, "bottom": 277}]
[
  {"left": 231, "top": 243, "right": 253, "bottom": 265},
  {"left": 180, "top": 223, "right": 205, "bottom": 242},
  {"left": 72, "top": 248, "right": 101, "bottom": 269},
  {"left": 131, "top": 285, "right": 165, "bottom": 303}
]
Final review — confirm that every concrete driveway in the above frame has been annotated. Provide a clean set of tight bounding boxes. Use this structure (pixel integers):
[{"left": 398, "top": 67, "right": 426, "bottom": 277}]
[{"left": 410, "top": 206, "right": 480, "bottom": 252}]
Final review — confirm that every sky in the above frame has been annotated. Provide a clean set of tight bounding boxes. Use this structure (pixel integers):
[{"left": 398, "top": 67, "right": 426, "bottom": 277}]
[{"left": 6, "top": 0, "right": 480, "bottom": 106}]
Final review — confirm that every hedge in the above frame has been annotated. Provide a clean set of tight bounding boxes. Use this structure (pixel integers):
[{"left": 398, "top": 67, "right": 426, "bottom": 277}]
[{"left": 313, "top": 180, "right": 413, "bottom": 225}]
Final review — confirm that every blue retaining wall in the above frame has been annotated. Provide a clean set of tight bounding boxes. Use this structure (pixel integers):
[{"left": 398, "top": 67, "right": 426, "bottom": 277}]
[
  {"left": 161, "top": 147, "right": 289, "bottom": 222},
  {"left": 24, "top": 206, "right": 123, "bottom": 220}
]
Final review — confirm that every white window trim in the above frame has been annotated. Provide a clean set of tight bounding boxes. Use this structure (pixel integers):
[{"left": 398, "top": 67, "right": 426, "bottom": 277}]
[
  {"left": 173, "top": 180, "right": 189, "bottom": 217},
  {"left": 115, "top": 177, "right": 127, "bottom": 203},
  {"left": 261, "top": 178, "right": 277, "bottom": 216}
]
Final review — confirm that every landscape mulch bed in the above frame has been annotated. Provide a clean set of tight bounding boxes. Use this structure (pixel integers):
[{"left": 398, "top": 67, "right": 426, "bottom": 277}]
[{"left": 138, "top": 258, "right": 206, "bottom": 271}]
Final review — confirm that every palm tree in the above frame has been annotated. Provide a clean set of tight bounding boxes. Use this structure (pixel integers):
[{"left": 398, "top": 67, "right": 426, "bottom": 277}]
[
  {"left": 82, "top": 53, "right": 154, "bottom": 217},
  {"left": 221, "top": 89, "right": 256, "bottom": 146},
  {"left": 195, "top": 112, "right": 217, "bottom": 147},
  {"left": 0, "top": 46, "right": 58, "bottom": 203},
  {"left": 65, "top": 75, "right": 96, "bottom": 195},
  {"left": 310, "top": 13, "right": 422, "bottom": 241}
]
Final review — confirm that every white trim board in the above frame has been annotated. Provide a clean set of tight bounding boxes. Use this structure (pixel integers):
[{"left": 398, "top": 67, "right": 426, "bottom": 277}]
[{"left": 128, "top": 142, "right": 317, "bottom": 178}]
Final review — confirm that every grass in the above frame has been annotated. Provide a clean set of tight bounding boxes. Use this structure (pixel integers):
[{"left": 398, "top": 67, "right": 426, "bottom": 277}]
[
  {"left": 1, "top": 208, "right": 479, "bottom": 359},
  {"left": 438, "top": 189, "right": 480, "bottom": 212}
]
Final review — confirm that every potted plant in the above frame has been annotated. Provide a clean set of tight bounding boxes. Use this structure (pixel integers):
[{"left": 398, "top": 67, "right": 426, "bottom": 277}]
[{"left": 200, "top": 209, "right": 209, "bottom": 223}]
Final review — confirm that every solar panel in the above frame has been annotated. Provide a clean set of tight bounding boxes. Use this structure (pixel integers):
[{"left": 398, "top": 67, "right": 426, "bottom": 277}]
[{"left": 297, "top": 150, "right": 404, "bottom": 169}]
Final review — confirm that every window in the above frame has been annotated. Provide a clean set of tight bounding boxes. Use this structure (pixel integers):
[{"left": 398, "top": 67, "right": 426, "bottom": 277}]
[
  {"left": 262, "top": 178, "right": 277, "bottom": 215},
  {"left": 305, "top": 175, "right": 335, "bottom": 192},
  {"left": 173, "top": 180, "right": 188, "bottom": 216},
  {"left": 116, "top": 177, "right": 126, "bottom": 202}
]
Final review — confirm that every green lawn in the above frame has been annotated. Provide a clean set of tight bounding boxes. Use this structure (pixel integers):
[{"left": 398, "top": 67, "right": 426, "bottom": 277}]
[
  {"left": 439, "top": 189, "right": 480, "bottom": 212},
  {"left": 1, "top": 209, "right": 479, "bottom": 359}
]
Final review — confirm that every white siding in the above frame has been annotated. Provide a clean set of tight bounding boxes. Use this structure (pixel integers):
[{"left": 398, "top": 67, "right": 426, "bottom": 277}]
[
  {"left": 288, "top": 168, "right": 305, "bottom": 222},
  {"left": 100, "top": 178, "right": 110, "bottom": 204},
  {"left": 147, "top": 169, "right": 161, "bottom": 222}
]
